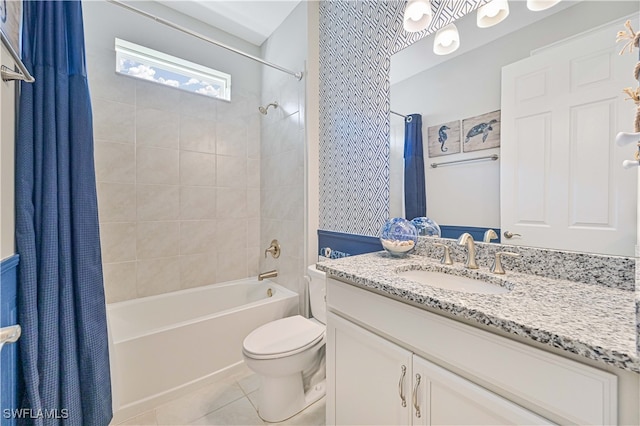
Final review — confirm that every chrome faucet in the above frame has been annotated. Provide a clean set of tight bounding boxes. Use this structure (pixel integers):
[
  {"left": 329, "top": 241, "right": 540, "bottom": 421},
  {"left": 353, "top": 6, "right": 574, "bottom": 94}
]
[
  {"left": 258, "top": 270, "right": 278, "bottom": 281},
  {"left": 457, "top": 233, "right": 479, "bottom": 269},
  {"left": 483, "top": 229, "right": 498, "bottom": 243}
]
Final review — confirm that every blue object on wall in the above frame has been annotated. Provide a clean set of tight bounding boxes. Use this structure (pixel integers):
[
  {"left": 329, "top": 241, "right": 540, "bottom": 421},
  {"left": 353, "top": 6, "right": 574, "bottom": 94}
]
[
  {"left": 404, "top": 114, "right": 426, "bottom": 220},
  {"left": 15, "top": 2, "right": 112, "bottom": 425},
  {"left": 440, "top": 225, "right": 501, "bottom": 243},
  {"left": 318, "top": 230, "right": 383, "bottom": 257},
  {"left": 1, "top": 255, "right": 20, "bottom": 426}
]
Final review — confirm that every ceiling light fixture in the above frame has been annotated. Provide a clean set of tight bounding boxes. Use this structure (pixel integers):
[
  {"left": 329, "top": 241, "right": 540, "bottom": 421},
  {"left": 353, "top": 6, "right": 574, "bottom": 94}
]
[
  {"left": 477, "top": 0, "right": 510, "bottom": 28},
  {"left": 403, "top": 0, "right": 433, "bottom": 33},
  {"left": 433, "top": 23, "right": 460, "bottom": 56},
  {"left": 526, "top": 0, "right": 561, "bottom": 12}
]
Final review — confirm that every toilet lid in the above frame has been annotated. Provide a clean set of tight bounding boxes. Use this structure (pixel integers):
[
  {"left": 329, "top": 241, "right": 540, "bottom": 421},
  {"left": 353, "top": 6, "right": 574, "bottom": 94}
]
[{"left": 243, "top": 315, "right": 325, "bottom": 358}]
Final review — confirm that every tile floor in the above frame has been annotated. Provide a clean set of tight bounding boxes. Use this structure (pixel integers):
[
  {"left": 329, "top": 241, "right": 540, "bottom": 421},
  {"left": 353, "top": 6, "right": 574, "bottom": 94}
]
[{"left": 116, "top": 365, "right": 326, "bottom": 426}]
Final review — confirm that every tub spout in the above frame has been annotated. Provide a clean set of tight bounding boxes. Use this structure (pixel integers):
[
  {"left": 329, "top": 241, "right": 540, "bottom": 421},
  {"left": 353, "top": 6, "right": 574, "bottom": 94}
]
[{"left": 258, "top": 270, "right": 278, "bottom": 281}]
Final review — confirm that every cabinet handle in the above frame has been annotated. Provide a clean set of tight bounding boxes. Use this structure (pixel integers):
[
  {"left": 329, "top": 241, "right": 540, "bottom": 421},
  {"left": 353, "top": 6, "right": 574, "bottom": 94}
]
[
  {"left": 398, "top": 365, "right": 407, "bottom": 407},
  {"left": 412, "top": 374, "right": 422, "bottom": 418}
]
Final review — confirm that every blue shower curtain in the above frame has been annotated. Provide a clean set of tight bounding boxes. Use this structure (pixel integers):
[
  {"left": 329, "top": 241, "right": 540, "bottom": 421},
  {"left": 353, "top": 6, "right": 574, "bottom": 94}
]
[
  {"left": 15, "top": 1, "right": 112, "bottom": 425},
  {"left": 404, "top": 114, "right": 426, "bottom": 219}
]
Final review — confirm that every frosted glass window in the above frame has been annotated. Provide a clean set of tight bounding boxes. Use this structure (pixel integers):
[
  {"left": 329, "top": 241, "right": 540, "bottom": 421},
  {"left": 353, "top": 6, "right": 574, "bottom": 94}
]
[{"left": 115, "top": 38, "right": 231, "bottom": 101}]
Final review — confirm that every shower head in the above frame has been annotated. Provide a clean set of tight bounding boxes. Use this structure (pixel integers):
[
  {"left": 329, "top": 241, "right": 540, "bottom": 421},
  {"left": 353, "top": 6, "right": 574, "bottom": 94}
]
[{"left": 258, "top": 102, "right": 278, "bottom": 115}]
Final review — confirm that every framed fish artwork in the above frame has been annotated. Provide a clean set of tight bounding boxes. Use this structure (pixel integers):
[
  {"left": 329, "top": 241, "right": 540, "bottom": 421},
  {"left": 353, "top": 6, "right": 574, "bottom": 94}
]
[
  {"left": 427, "top": 120, "right": 461, "bottom": 158},
  {"left": 462, "top": 110, "right": 501, "bottom": 152}
]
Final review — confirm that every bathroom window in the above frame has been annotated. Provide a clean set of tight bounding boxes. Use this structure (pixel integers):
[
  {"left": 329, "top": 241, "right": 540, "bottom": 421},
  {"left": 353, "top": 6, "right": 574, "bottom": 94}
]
[{"left": 115, "top": 38, "right": 231, "bottom": 101}]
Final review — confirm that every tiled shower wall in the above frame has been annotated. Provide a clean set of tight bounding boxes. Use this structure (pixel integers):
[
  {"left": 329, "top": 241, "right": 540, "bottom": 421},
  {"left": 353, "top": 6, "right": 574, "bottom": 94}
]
[
  {"left": 88, "top": 48, "right": 261, "bottom": 303},
  {"left": 259, "top": 90, "right": 305, "bottom": 297},
  {"left": 259, "top": 3, "right": 307, "bottom": 304}
]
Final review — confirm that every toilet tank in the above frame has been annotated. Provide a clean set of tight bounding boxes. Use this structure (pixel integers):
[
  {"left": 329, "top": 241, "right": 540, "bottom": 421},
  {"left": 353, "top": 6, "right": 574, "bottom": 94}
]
[{"left": 307, "top": 265, "right": 326, "bottom": 325}]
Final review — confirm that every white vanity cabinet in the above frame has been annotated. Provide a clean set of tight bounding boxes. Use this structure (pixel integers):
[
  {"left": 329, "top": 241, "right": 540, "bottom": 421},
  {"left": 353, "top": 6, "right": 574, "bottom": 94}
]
[
  {"left": 411, "top": 353, "right": 551, "bottom": 425},
  {"left": 326, "top": 278, "right": 622, "bottom": 425},
  {"left": 328, "top": 312, "right": 550, "bottom": 425},
  {"left": 327, "top": 312, "right": 412, "bottom": 425}
]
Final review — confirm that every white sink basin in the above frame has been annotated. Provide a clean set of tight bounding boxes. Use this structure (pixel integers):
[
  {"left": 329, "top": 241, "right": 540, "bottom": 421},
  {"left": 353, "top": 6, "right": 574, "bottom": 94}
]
[{"left": 398, "top": 270, "right": 510, "bottom": 294}]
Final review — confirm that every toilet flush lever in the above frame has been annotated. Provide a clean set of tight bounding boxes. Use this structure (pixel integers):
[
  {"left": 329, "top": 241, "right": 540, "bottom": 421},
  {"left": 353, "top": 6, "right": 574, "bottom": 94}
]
[{"left": 265, "top": 239, "right": 281, "bottom": 259}]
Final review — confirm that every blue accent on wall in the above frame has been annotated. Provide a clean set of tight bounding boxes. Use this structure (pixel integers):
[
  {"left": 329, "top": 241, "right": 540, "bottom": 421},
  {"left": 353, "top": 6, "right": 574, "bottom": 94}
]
[
  {"left": 1, "top": 254, "right": 20, "bottom": 426},
  {"left": 440, "top": 226, "right": 501, "bottom": 243},
  {"left": 318, "top": 230, "right": 383, "bottom": 257},
  {"left": 318, "top": 227, "right": 499, "bottom": 258}
]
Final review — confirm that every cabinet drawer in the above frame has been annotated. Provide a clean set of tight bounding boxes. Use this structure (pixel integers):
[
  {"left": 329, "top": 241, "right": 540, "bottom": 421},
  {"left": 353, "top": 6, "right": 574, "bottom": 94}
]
[{"left": 327, "top": 278, "right": 617, "bottom": 425}]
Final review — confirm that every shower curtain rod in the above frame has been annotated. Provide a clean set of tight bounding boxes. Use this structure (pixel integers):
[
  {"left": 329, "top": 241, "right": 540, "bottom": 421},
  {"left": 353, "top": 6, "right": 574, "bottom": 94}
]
[
  {"left": 0, "top": 30, "right": 35, "bottom": 82},
  {"left": 106, "top": 0, "right": 304, "bottom": 81}
]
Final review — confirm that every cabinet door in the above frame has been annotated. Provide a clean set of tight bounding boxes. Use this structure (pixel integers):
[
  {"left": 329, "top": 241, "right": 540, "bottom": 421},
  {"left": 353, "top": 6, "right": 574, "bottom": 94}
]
[
  {"left": 411, "top": 355, "right": 553, "bottom": 425},
  {"left": 327, "top": 312, "right": 412, "bottom": 425}
]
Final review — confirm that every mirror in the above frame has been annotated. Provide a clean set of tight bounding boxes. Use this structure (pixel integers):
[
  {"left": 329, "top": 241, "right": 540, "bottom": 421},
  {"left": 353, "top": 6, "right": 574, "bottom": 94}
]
[{"left": 390, "top": 0, "right": 639, "bottom": 256}]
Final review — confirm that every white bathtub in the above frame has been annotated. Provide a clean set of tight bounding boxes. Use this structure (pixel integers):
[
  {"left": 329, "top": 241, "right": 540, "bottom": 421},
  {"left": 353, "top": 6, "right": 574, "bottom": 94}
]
[{"left": 107, "top": 278, "right": 298, "bottom": 422}]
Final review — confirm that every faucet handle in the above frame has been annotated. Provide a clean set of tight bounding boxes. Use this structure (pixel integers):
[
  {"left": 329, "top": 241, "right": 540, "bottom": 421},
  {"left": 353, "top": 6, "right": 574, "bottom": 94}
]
[
  {"left": 265, "top": 239, "right": 281, "bottom": 259},
  {"left": 433, "top": 243, "right": 453, "bottom": 265},
  {"left": 491, "top": 252, "right": 520, "bottom": 274}
]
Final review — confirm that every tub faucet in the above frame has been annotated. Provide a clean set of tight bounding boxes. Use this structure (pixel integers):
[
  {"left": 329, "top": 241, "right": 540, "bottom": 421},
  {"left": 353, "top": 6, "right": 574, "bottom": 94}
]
[
  {"left": 258, "top": 270, "right": 278, "bottom": 281},
  {"left": 457, "top": 233, "right": 479, "bottom": 269}
]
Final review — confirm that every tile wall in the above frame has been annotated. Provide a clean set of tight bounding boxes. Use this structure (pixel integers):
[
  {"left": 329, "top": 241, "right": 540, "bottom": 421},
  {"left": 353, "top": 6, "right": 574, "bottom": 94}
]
[
  {"left": 259, "top": 81, "right": 305, "bottom": 300},
  {"left": 259, "top": 3, "right": 308, "bottom": 306},
  {"left": 88, "top": 47, "right": 261, "bottom": 303}
]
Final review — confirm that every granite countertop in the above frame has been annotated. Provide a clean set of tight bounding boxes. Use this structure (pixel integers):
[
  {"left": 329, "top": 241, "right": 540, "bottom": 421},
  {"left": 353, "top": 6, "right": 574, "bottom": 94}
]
[{"left": 317, "top": 251, "right": 640, "bottom": 373}]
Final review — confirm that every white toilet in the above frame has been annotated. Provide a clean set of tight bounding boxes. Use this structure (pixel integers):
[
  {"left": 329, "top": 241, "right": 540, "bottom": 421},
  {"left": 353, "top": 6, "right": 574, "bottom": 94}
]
[{"left": 242, "top": 265, "right": 327, "bottom": 422}]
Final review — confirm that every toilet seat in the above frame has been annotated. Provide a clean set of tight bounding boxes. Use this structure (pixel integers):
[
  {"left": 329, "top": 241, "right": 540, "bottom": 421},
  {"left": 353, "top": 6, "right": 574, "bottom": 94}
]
[{"left": 243, "top": 315, "right": 325, "bottom": 360}]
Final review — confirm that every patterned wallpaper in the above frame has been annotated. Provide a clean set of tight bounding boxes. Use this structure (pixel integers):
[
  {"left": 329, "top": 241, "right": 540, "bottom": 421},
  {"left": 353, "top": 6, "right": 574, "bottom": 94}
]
[{"left": 318, "top": 0, "right": 487, "bottom": 236}]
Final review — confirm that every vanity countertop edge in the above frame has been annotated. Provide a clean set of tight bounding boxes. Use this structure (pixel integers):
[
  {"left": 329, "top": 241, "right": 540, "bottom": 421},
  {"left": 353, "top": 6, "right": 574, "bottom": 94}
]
[{"left": 317, "top": 251, "right": 640, "bottom": 373}]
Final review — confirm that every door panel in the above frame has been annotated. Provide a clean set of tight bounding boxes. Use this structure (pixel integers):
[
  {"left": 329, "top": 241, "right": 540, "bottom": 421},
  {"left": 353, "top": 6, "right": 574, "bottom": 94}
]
[
  {"left": 501, "top": 18, "right": 637, "bottom": 255},
  {"left": 569, "top": 99, "right": 615, "bottom": 227},
  {"left": 514, "top": 113, "right": 551, "bottom": 225}
]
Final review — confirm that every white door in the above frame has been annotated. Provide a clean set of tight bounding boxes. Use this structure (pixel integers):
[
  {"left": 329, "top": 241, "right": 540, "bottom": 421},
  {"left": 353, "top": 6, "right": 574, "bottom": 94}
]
[
  {"left": 501, "top": 18, "right": 637, "bottom": 256},
  {"left": 411, "top": 355, "right": 553, "bottom": 425},
  {"left": 326, "top": 312, "right": 412, "bottom": 426}
]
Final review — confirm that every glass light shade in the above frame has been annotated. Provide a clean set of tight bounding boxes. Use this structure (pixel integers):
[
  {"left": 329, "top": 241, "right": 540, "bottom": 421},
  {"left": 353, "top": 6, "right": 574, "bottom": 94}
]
[
  {"left": 433, "top": 24, "right": 460, "bottom": 56},
  {"left": 477, "top": 0, "right": 510, "bottom": 28},
  {"left": 380, "top": 218, "right": 418, "bottom": 257},
  {"left": 403, "top": 0, "right": 433, "bottom": 33},
  {"left": 526, "top": 0, "right": 561, "bottom": 11}
]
